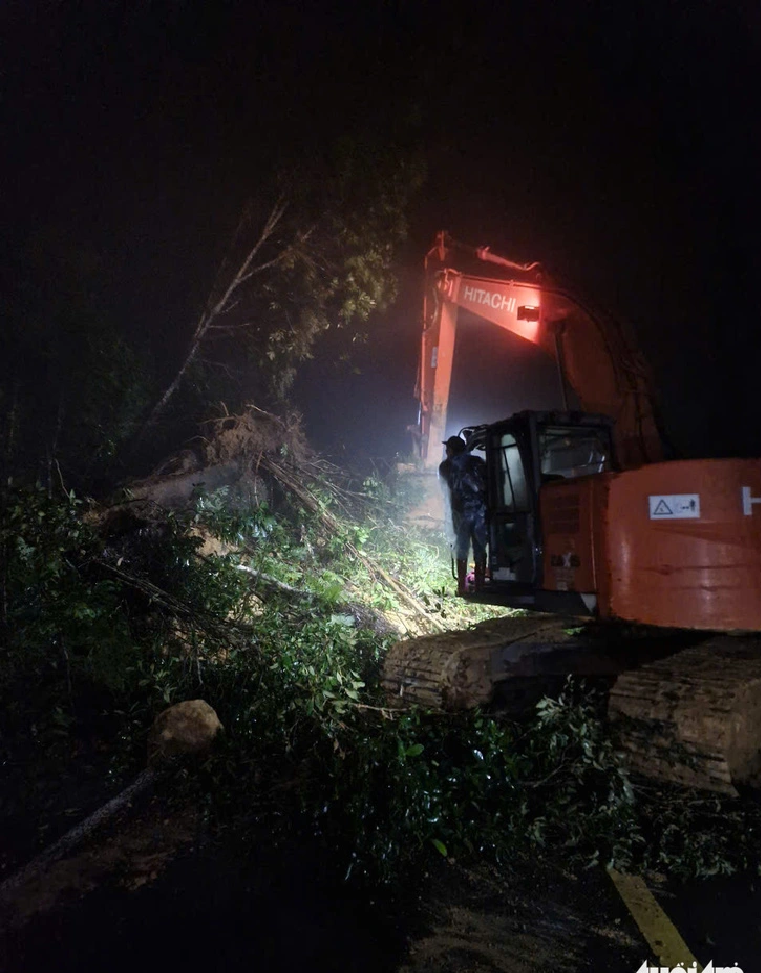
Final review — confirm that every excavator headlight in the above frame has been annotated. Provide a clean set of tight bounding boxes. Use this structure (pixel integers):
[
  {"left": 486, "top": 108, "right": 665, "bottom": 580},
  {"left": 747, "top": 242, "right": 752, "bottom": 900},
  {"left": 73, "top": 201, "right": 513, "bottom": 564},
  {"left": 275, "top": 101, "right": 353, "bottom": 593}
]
[{"left": 517, "top": 305, "right": 540, "bottom": 322}]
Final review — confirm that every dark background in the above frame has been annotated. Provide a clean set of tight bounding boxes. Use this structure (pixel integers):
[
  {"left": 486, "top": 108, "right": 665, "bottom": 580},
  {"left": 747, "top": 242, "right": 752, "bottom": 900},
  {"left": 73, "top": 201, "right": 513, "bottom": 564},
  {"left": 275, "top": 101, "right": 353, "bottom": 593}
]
[{"left": 2, "top": 0, "right": 759, "bottom": 466}]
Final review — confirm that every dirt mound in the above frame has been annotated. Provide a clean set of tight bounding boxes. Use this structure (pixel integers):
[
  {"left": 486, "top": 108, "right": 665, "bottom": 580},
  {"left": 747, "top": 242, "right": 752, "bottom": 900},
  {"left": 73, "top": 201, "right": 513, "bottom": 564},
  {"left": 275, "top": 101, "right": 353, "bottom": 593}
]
[
  {"left": 92, "top": 407, "right": 312, "bottom": 523},
  {"left": 201, "top": 407, "right": 311, "bottom": 469}
]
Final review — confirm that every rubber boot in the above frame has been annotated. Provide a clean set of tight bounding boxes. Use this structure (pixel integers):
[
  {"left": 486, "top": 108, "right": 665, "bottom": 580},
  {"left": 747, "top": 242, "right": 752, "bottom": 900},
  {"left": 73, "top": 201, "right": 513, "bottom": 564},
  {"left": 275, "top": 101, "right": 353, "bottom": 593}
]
[
  {"left": 474, "top": 558, "right": 486, "bottom": 592},
  {"left": 456, "top": 558, "right": 469, "bottom": 596}
]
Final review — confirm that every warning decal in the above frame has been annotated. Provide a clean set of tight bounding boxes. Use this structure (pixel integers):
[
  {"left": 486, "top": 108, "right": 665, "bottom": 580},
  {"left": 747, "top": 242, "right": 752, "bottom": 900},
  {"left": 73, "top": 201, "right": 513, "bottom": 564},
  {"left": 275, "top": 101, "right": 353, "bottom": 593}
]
[{"left": 648, "top": 494, "right": 701, "bottom": 520}]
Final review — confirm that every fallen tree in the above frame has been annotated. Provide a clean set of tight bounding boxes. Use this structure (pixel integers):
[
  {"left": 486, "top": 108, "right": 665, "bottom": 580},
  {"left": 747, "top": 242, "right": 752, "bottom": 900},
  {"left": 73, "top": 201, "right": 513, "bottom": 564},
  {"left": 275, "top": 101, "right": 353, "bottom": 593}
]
[{"left": 92, "top": 405, "right": 443, "bottom": 639}]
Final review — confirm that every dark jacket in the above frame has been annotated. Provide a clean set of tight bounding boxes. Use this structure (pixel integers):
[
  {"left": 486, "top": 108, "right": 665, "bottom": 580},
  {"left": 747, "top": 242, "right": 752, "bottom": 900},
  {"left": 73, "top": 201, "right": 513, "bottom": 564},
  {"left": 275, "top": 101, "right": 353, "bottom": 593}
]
[{"left": 439, "top": 452, "right": 487, "bottom": 515}]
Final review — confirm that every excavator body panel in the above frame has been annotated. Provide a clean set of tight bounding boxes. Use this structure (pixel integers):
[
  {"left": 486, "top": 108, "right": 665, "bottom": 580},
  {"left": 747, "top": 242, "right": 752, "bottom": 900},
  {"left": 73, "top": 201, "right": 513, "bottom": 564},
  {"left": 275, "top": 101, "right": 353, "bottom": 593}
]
[
  {"left": 540, "top": 473, "right": 607, "bottom": 602},
  {"left": 603, "top": 459, "right": 761, "bottom": 630}
]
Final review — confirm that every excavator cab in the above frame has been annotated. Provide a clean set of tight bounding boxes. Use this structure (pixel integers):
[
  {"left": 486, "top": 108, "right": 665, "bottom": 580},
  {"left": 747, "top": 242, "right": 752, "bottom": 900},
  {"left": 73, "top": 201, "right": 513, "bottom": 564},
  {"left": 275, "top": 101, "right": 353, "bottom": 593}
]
[{"left": 465, "top": 410, "right": 616, "bottom": 610}]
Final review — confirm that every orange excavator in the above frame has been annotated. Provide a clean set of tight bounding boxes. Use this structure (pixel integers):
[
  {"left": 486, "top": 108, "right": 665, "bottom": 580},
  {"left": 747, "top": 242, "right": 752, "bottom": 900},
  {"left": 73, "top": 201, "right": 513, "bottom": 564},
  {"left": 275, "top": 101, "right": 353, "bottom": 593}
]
[{"left": 383, "top": 232, "right": 761, "bottom": 793}]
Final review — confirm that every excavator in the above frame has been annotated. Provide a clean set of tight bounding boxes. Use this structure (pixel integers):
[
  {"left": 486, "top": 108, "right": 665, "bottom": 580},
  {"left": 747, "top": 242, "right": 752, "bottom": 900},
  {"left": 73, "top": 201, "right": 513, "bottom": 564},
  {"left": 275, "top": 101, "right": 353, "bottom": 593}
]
[{"left": 383, "top": 232, "right": 761, "bottom": 794}]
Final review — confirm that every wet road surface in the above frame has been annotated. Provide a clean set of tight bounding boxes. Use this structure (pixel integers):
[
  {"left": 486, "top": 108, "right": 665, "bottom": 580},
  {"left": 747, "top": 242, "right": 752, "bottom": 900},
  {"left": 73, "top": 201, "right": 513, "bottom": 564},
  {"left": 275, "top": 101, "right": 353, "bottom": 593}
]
[{"left": 1, "top": 796, "right": 759, "bottom": 973}]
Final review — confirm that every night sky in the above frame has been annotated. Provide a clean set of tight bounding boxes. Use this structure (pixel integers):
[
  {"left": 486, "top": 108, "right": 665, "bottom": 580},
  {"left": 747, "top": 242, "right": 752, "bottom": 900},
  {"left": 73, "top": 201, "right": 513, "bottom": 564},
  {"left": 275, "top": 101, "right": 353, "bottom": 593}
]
[{"left": 2, "top": 1, "right": 759, "bottom": 465}]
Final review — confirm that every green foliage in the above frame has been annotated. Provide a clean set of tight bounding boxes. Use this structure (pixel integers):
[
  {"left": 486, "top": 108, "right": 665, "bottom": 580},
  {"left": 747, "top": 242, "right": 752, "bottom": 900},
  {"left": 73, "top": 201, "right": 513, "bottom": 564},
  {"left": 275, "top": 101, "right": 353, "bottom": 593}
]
[
  {"left": 317, "top": 468, "right": 500, "bottom": 626},
  {"left": 3, "top": 475, "right": 760, "bottom": 891},
  {"left": 0, "top": 487, "right": 133, "bottom": 699},
  {"left": 635, "top": 784, "right": 761, "bottom": 878},
  {"left": 183, "top": 138, "right": 425, "bottom": 406},
  {"left": 183, "top": 667, "right": 640, "bottom": 885},
  {"left": 295, "top": 683, "right": 639, "bottom": 883}
]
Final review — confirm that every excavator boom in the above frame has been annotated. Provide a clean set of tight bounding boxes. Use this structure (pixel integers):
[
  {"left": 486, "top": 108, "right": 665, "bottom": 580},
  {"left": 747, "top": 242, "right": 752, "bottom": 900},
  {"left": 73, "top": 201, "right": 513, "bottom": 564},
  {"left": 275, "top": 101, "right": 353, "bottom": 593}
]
[{"left": 414, "top": 232, "right": 664, "bottom": 469}]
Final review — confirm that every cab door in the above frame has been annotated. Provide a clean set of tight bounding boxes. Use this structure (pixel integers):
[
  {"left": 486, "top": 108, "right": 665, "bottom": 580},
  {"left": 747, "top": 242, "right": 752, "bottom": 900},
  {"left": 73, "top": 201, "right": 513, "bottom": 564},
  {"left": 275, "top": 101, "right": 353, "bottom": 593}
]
[{"left": 486, "top": 427, "right": 538, "bottom": 585}]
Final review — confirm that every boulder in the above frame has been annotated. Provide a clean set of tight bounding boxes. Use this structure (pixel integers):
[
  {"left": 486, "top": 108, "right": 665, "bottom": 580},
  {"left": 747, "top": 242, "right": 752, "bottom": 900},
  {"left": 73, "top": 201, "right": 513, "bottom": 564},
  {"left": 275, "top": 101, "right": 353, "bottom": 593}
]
[{"left": 147, "top": 699, "right": 222, "bottom": 765}]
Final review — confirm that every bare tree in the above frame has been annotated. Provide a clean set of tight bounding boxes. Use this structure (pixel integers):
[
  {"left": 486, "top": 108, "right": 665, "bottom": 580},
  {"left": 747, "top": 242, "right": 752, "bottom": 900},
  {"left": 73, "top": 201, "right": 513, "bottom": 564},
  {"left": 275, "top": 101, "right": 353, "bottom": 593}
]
[{"left": 136, "top": 199, "right": 300, "bottom": 441}]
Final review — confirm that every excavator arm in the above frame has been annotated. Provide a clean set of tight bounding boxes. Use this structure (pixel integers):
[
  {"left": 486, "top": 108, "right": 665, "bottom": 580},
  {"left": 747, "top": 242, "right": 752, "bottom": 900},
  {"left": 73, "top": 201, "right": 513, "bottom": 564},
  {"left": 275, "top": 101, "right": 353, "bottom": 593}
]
[{"left": 414, "top": 232, "right": 664, "bottom": 469}]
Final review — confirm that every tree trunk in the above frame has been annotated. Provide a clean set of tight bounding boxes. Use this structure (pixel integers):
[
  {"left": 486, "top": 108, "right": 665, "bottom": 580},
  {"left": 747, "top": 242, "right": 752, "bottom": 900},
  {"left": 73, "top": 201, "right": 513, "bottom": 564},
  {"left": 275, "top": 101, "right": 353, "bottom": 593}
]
[{"left": 133, "top": 200, "right": 288, "bottom": 447}]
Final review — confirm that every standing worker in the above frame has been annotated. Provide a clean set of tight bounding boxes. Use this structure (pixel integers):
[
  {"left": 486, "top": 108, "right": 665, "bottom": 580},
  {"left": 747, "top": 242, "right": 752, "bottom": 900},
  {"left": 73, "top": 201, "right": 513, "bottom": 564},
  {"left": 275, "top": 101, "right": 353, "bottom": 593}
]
[{"left": 439, "top": 435, "right": 488, "bottom": 596}]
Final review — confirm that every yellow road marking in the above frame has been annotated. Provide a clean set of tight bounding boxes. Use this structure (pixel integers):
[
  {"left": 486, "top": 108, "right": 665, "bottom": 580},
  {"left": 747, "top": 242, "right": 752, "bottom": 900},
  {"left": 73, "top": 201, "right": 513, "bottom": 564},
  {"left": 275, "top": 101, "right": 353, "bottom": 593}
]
[{"left": 608, "top": 868, "right": 702, "bottom": 971}]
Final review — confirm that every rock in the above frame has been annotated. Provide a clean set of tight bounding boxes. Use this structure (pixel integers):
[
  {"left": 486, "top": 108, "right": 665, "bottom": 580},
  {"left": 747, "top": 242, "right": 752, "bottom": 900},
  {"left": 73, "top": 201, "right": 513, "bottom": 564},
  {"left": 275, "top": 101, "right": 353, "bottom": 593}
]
[{"left": 147, "top": 700, "right": 222, "bottom": 765}]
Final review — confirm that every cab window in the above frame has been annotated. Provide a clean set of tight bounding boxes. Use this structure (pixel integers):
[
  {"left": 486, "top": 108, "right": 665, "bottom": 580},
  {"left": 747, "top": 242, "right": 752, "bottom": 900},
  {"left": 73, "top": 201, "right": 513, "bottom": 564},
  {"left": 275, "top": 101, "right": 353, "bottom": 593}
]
[
  {"left": 539, "top": 426, "right": 612, "bottom": 480},
  {"left": 499, "top": 433, "right": 530, "bottom": 511}
]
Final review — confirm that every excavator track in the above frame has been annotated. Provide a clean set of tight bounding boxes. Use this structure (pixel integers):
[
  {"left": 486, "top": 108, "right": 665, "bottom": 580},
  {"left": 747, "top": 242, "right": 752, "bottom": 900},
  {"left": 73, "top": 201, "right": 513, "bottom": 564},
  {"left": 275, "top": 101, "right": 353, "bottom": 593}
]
[
  {"left": 382, "top": 615, "right": 761, "bottom": 793},
  {"left": 381, "top": 613, "right": 580, "bottom": 710},
  {"left": 609, "top": 635, "right": 761, "bottom": 794}
]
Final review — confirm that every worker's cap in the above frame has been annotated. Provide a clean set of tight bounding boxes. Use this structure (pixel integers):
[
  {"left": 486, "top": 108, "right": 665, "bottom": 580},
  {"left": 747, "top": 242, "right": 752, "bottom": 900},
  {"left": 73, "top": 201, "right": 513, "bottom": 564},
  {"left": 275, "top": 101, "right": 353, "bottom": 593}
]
[{"left": 443, "top": 435, "right": 466, "bottom": 453}]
